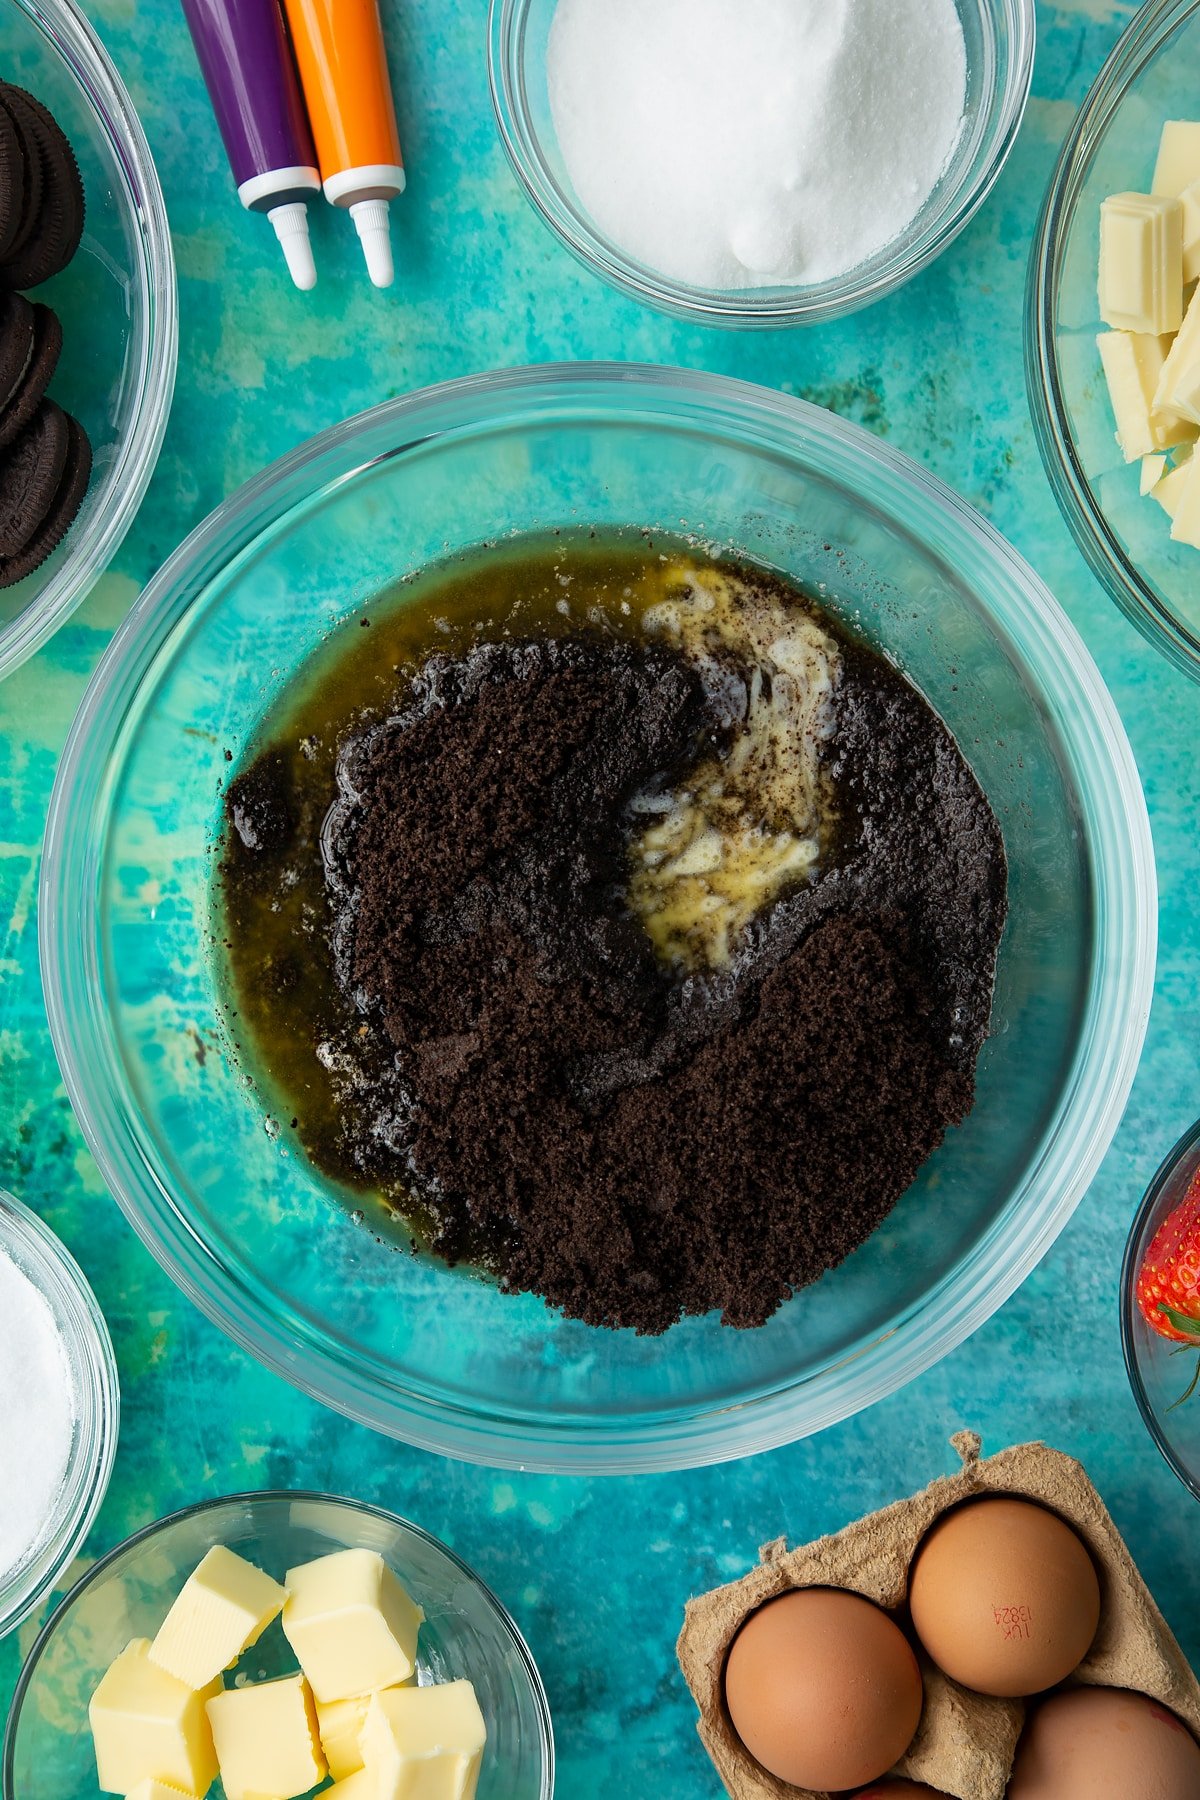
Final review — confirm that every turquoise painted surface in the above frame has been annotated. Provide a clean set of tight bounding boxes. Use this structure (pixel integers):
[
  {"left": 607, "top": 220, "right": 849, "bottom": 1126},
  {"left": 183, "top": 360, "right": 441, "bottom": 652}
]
[{"left": 2, "top": 0, "right": 1198, "bottom": 1792}]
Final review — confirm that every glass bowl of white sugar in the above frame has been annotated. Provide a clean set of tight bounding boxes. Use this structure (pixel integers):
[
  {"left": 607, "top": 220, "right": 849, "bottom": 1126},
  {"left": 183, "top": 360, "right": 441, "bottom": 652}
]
[
  {"left": 488, "top": 0, "right": 1034, "bottom": 326},
  {"left": 0, "top": 1192, "right": 118, "bottom": 1638}
]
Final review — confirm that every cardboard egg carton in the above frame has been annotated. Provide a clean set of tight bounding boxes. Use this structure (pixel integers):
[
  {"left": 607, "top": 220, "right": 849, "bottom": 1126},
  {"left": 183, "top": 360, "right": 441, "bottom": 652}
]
[{"left": 677, "top": 1433, "right": 1200, "bottom": 1800}]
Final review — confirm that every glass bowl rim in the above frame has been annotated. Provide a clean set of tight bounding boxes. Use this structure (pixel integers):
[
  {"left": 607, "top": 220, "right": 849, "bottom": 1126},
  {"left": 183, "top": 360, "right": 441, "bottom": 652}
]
[
  {"left": 486, "top": 0, "right": 1036, "bottom": 327},
  {"left": 0, "top": 1189, "right": 120, "bottom": 1639},
  {"left": 39, "top": 360, "right": 1157, "bottom": 1474},
  {"left": 1, "top": 1487, "right": 556, "bottom": 1800},
  {"left": 1025, "top": 0, "right": 1200, "bottom": 683},
  {"left": 1120, "top": 1113, "right": 1200, "bottom": 1504},
  {"left": 0, "top": 0, "right": 179, "bottom": 680}
]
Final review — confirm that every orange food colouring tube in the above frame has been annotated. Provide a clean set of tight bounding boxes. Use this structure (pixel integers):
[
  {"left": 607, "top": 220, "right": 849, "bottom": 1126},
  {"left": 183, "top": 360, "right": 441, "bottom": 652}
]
[{"left": 281, "top": 0, "right": 405, "bottom": 287}]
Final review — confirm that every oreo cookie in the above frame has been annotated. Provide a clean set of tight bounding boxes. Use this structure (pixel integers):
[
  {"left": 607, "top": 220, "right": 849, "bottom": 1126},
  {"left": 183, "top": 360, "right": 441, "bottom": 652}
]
[
  {"left": 0, "top": 397, "right": 69, "bottom": 558},
  {"left": 0, "top": 86, "right": 46, "bottom": 262},
  {"left": 0, "top": 410, "right": 90, "bottom": 587},
  {"left": 0, "top": 82, "right": 84, "bottom": 289},
  {"left": 0, "top": 302, "right": 61, "bottom": 449},
  {"left": 0, "top": 95, "right": 24, "bottom": 259},
  {"left": 0, "top": 289, "right": 35, "bottom": 408}
]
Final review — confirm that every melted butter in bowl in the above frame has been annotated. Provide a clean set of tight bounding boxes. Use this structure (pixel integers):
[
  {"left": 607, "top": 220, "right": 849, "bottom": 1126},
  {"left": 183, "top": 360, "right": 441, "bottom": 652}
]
[{"left": 628, "top": 559, "right": 841, "bottom": 968}]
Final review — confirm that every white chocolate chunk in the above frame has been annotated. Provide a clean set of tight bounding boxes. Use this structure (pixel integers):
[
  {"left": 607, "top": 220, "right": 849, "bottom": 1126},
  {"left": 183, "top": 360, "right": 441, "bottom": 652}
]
[
  {"left": 1096, "top": 330, "right": 1192, "bottom": 459},
  {"left": 89, "top": 1639, "right": 220, "bottom": 1798},
  {"left": 150, "top": 1547, "right": 286, "bottom": 1690},
  {"left": 1154, "top": 283, "right": 1200, "bottom": 423},
  {"left": 1181, "top": 180, "right": 1200, "bottom": 284},
  {"left": 282, "top": 1549, "right": 423, "bottom": 1705},
  {"left": 1099, "top": 193, "right": 1183, "bottom": 334},
  {"left": 1164, "top": 359, "right": 1200, "bottom": 429},
  {"left": 361, "top": 1683, "right": 487, "bottom": 1800},
  {"left": 124, "top": 1782, "right": 195, "bottom": 1800},
  {"left": 1141, "top": 453, "right": 1168, "bottom": 494},
  {"left": 1153, "top": 121, "right": 1200, "bottom": 198},
  {"left": 1169, "top": 454, "right": 1200, "bottom": 546},
  {"left": 1151, "top": 458, "right": 1194, "bottom": 520},
  {"left": 205, "top": 1672, "right": 325, "bottom": 1800}
]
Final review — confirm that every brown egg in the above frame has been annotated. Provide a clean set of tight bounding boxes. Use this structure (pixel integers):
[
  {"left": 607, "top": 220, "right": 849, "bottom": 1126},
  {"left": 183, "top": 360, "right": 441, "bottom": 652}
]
[
  {"left": 907, "top": 1496, "right": 1100, "bottom": 1697},
  {"left": 723, "top": 1587, "right": 924, "bottom": 1791},
  {"left": 1008, "top": 1686, "right": 1200, "bottom": 1797},
  {"left": 853, "top": 1784, "right": 953, "bottom": 1798}
]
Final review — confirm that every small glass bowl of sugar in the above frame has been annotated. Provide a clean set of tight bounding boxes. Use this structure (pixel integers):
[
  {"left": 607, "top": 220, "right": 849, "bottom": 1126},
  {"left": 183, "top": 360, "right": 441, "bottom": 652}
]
[
  {"left": 489, "top": 0, "right": 1035, "bottom": 326},
  {"left": 0, "top": 1191, "right": 118, "bottom": 1638}
]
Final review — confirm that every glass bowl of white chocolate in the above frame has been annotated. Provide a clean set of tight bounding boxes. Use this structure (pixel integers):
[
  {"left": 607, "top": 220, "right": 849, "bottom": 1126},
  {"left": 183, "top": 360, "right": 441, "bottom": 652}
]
[
  {"left": 1029, "top": 0, "right": 1200, "bottom": 681},
  {"left": 1, "top": 1491, "right": 554, "bottom": 1800}
]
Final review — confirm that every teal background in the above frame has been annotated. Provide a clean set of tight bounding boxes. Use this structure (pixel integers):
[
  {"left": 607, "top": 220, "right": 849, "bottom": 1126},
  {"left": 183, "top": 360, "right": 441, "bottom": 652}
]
[{"left": 2, "top": 0, "right": 1199, "bottom": 1792}]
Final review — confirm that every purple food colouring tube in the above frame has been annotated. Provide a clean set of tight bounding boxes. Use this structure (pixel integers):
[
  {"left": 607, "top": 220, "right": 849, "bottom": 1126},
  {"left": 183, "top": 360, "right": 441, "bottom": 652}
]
[{"left": 182, "top": 0, "right": 320, "bottom": 290}]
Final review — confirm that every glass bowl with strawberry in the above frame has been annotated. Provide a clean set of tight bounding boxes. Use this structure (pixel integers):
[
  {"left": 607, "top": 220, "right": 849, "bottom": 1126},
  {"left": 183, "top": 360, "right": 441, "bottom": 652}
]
[{"left": 1123, "top": 1117, "right": 1200, "bottom": 1501}]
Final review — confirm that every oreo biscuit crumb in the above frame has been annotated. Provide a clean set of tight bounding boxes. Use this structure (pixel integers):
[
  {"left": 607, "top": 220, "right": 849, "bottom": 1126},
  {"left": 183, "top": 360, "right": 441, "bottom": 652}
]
[{"left": 300, "top": 629, "right": 1007, "bottom": 1334}]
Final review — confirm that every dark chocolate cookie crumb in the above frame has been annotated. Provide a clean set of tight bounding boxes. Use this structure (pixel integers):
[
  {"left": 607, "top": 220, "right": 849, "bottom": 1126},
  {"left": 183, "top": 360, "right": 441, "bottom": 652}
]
[
  {"left": 303, "top": 628, "right": 1006, "bottom": 1334},
  {"left": 226, "top": 752, "right": 296, "bottom": 856}
]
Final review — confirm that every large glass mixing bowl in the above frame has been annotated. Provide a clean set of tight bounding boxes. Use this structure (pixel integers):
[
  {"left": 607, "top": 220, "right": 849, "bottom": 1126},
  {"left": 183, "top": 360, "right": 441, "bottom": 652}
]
[{"left": 40, "top": 366, "right": 1156, "bottom": 1474}]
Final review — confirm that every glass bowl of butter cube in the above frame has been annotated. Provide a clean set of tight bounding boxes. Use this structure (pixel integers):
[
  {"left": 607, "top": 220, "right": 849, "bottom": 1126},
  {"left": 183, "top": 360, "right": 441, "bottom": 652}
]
[
  {"left": 1028, "top": 0, "right": 1200, "bottom": 681},
  {"left": 1, "top": 1491, "right": 554, "bottom": 1800}
]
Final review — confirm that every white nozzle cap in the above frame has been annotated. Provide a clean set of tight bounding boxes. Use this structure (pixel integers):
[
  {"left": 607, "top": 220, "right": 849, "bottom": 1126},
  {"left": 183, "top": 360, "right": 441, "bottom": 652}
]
[
  {"left": 268, "top": 202, "right": 317, "bottom": 291},
  {"left": 350, "top": 197, "right": 394, "bottom": 288}
]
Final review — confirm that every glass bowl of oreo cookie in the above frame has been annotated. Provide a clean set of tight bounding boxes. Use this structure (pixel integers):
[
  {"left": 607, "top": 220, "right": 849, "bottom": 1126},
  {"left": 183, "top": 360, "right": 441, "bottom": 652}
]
[
  {"left": 0, "top": 0, "right": 176, "bottom": 675},
  {"left": 40, "top": 364, "right": 1156, "bottom": 1473}
]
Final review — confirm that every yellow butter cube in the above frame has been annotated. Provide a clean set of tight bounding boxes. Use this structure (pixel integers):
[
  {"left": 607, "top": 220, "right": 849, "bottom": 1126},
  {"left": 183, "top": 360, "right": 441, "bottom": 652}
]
[
  {"left": 205, "top": 1672, "right": 325, "bottom": 1800},
  {"left": 1099, "top": 192, "right": 1183, "bottom": 335},
  {"left": 1152, "top": 121, "right": 1200, "bottom": 199},
  {"left": 150, "top": 1547, "right": 287, "bottom": 1690},
  {"left": 124, "top": 1783, "right": 195, "bottom": 1800},
  {"left": 328, "top": 1771, "right": 376, "bottom": 1799},
  {"left": 316, "top": 1693, "right": 373, "bottom": 1781},
  {"left": 317, "top": 1681, "right": 415, "bottom": 1778},
  {"left": 361, "top": 1682, "right": 486, "bottom": 1800},
  {"left": 89, "top": 1639, "right": 220, "bottom": 1798},
  {"left": 282, "top": 1550, "right": 423, "bottom": 1704}
]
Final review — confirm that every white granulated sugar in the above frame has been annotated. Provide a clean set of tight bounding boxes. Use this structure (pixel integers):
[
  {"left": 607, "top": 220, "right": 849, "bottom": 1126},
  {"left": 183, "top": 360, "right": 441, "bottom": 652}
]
[
  {"left": 547, "top": 0, "right": 968, "bottom": 289},
  {"left": 0, "top": 1248, "right": 75, "bottom": 1585}
]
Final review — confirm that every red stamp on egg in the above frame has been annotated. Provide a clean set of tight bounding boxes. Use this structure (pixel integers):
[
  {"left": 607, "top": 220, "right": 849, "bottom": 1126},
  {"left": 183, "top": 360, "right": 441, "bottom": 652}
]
[{"left": 994, "top": 1604, "right": 1033, "bottom": 1640}]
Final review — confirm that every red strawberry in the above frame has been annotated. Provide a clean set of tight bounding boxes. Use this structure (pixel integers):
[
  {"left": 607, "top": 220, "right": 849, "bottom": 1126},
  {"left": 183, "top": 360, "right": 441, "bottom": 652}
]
[{"left": 1136, "top": 1167, "right": 1200, "bottom": 1404}]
